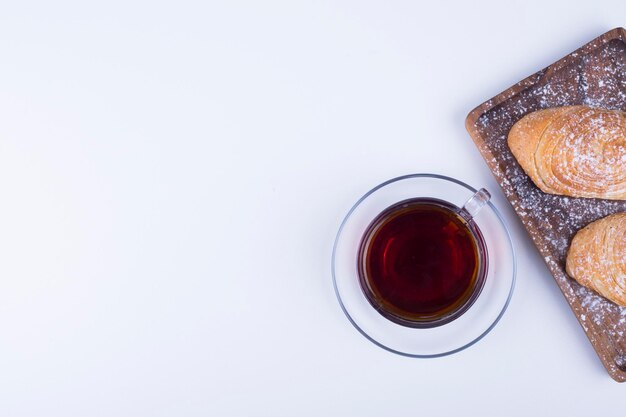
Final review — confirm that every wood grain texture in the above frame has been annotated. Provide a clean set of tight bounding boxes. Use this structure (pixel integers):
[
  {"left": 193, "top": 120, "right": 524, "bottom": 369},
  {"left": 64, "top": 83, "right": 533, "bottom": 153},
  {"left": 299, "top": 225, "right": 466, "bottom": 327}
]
[{"left": 466, "top": 28, "right": 626, "bottom": 382}]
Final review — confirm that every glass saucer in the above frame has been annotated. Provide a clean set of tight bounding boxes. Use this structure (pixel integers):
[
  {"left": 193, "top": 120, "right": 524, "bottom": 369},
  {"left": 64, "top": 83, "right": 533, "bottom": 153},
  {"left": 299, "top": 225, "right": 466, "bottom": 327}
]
[{"left": 331, "top": 173, "right": 516, "bottom": 357}]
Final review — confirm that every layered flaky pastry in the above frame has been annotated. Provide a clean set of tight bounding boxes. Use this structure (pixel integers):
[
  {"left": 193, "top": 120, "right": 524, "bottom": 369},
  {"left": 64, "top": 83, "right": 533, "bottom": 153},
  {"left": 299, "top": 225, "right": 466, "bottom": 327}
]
[
  {"left": 508, "top": 106, "right": 626, "bottom": 200},
  {"left": 566, "top": 213, "right": 626, "bottom": 306}
]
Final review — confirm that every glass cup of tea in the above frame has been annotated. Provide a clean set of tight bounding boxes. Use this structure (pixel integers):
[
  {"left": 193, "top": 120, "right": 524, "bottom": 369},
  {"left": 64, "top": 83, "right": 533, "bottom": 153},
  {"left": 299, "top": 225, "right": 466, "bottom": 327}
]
[{"left": 332, "top": 174, "right": 515, "bottom": 357}]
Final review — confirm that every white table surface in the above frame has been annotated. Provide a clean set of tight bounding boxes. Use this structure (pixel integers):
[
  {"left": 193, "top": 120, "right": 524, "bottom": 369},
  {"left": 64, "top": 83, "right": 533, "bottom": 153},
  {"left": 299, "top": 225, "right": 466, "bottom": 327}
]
[{"left": 1, "top": 1, "right": 624, "bottom": 415}]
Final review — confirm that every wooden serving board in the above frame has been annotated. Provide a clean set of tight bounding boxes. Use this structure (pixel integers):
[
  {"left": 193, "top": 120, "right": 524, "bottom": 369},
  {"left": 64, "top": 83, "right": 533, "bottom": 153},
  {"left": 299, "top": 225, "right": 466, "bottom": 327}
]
[{"left": 466, "top": 27, "right": 626, "bottom": 382}]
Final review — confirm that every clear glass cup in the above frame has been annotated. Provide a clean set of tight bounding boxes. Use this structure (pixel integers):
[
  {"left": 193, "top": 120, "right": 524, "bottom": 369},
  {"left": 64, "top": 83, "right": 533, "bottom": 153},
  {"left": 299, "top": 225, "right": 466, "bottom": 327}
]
[{"left": 332, "top": 173, "right": 516, "bottom": 357}]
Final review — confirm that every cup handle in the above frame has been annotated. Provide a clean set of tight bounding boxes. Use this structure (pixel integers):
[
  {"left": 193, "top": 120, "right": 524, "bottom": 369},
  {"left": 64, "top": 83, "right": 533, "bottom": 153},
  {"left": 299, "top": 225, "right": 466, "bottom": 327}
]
[{"left": 459, "top": 188, "right": 491, "bottom": 221}]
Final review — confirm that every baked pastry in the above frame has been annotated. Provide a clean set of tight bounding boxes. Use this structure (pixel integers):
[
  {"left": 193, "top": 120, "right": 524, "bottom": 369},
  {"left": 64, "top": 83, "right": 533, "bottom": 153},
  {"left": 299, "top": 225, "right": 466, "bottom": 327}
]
[
  {"left": 508, "top": 105, "right": 626, "bottom": 200},
  {"left": 566, "top": 213, "right": 626, "bottom": 306}
]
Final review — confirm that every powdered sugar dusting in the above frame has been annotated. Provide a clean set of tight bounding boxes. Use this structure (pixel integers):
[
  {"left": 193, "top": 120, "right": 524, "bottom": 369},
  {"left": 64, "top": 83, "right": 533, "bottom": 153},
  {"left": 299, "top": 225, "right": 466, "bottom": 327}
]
[{"left": 470, "top": 36, "right": 626, "bottom": 376}]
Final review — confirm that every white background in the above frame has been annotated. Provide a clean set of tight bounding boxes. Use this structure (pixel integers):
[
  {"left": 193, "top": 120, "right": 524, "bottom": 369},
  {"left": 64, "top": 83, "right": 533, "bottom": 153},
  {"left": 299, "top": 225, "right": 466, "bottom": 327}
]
[{"left": 0, "top": 1, "right": 624, "bottom": 415}]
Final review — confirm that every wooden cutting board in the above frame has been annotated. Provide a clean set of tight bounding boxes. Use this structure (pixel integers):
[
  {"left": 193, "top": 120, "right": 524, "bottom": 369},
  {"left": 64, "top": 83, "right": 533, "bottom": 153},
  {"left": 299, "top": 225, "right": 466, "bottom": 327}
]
[{"left": 466, "top": 27, "right": 626, "bottom": 382}]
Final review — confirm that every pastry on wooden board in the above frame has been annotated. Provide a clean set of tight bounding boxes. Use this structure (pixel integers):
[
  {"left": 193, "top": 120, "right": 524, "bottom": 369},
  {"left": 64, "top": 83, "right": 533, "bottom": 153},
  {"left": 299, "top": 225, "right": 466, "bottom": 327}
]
[
  {"left": 566, "top": 213, "right": 626, "bottom": 307},
  {"left": 507, "top": 105, "right": 626, "bottom": 200}
]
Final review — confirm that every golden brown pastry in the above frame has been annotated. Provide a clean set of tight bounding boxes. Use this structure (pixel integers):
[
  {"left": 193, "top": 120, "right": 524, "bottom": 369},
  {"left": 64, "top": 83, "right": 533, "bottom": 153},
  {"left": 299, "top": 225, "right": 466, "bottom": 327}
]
[
  {"left": 566, "top": 213, "right": 626, "bottom": 306},
  {"left": 508, "top": 106, "right": 626, "bottom": 200}
]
